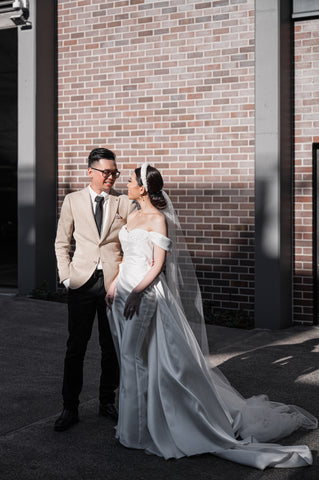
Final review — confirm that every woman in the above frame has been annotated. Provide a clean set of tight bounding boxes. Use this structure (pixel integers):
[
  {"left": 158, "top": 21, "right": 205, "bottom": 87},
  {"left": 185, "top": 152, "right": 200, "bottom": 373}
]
[{"left": 106, "top": 164, "right": 317, "bottom": 470}]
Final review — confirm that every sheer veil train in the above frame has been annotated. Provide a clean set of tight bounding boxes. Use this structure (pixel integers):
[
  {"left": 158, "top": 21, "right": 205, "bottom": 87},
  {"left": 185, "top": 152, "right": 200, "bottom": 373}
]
[
  {"left": 160, "top": 189, "right": 317, "bottom": 458},
  {"left": 163, "top": 191, "right": 318, "bottom": 442}
]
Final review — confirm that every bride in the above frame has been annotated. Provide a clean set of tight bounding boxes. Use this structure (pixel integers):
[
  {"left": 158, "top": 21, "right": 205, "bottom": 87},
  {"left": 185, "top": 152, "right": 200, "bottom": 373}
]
[{"left": 106, "top": 163, "right": 317, "bottom": 470}]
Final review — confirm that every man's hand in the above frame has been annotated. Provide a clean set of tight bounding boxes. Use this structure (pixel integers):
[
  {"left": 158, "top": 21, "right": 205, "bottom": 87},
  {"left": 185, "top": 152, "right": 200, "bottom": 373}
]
[{"left": 106, "top": 281, "right": 117, "bottom": 309}]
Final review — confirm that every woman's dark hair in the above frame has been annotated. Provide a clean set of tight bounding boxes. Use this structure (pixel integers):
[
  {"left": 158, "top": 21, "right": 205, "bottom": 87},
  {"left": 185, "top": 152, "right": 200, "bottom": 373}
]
[{"left": 135, "top": 166, "right": 167, "bottom": 210}]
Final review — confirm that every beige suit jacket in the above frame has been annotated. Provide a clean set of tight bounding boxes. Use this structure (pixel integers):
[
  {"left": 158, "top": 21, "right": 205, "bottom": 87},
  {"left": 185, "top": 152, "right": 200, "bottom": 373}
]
[{"left": 55, "top": 186, "right": 133, "bottom": 290}]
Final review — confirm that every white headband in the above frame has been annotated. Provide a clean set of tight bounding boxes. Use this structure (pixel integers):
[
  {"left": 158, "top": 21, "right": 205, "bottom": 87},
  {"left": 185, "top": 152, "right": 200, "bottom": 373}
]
[{"left": 140, "top": 163, "right": 150, "bottom": 192}]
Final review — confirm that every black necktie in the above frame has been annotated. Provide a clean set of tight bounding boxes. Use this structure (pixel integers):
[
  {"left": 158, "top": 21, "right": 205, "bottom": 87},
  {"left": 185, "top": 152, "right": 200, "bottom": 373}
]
[{"left": 94, "top": 196, "right": 104, "bottom": 236}]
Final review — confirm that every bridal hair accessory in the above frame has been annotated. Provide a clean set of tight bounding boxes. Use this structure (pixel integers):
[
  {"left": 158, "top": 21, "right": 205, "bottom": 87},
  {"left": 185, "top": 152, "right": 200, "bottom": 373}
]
[{"left": 140, "top": 162, "right": 150, "bottom": 192}]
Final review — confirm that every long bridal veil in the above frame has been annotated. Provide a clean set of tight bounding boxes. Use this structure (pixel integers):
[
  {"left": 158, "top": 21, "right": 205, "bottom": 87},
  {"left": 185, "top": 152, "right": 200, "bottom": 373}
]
[
  {"left": 162, "top": 190, "right": 209, "bottom": 355},
  {"left": 161, "top": 190, "right": 317, "bottom": 445}
]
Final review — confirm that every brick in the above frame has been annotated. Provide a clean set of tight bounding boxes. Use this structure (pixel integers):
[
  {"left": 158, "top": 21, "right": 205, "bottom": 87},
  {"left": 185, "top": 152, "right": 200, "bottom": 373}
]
[
  {"left": 57, "top": 0, "right": 256, "bottom": 319},
  {"left": 294, "top": 18, "right": 319, "bottom": 323},
  {"left": 196, "top": 16, "right": 212, "bottom": 23}
]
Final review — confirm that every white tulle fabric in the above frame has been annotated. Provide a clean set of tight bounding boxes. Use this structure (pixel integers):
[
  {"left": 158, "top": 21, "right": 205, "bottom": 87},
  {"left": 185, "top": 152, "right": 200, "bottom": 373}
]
[{"left": 109, "top": 227, "right": 317, "bottom": 470}]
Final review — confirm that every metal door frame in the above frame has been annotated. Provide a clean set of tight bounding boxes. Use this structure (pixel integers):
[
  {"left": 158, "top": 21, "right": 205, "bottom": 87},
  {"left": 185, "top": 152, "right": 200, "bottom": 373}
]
[{"left": 313, "top": 143, "right": 319, "bottom": 324}]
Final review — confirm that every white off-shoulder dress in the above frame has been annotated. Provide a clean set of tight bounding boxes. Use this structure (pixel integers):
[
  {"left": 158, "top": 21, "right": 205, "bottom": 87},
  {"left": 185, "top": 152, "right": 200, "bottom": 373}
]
[{"left": 108, "top": 227, "right": 317, "bottom": 470}]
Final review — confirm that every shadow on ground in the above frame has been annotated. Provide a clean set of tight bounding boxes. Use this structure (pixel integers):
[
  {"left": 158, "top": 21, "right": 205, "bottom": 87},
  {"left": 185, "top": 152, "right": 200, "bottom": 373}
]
[{"left": 0, "top": 295, "right": 318, "bottom": 480}]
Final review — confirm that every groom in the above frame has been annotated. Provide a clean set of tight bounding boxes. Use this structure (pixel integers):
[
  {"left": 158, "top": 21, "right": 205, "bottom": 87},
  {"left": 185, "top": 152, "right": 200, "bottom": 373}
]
[{"left": 54, "top": 147, "right": 133, "bottom": 431}]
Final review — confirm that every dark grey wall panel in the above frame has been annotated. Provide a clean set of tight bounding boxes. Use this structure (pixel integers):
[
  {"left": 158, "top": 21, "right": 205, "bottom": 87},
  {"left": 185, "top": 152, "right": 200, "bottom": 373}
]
[
  {"left": 292, "top": 0, "right": 319, "bottom": 18},
  {"left": 255, "top": 0, "right": 293, "bottom": 328},
  {"left": 18, "top": 0, "right": 56, "bottom": 294}
]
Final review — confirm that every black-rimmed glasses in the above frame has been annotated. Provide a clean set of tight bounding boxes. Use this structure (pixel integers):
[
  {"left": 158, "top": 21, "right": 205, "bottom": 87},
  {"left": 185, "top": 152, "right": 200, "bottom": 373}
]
[{"left": 91, "top": 167, "right": 121, "bottom": 178}]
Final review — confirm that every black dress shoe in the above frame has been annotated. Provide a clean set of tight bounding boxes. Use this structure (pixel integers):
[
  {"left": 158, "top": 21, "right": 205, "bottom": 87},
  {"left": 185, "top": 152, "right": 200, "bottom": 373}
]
[
  {"left": 54, "top": 409, "right": 79, "bottom": 432},
  {"left": 99, "top": 403, "right": 118, "bottom": 421}
]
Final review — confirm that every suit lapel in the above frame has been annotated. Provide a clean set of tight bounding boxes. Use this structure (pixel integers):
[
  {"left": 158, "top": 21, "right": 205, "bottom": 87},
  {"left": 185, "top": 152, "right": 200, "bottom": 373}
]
[
  {"left": 101, "top": 190, "right": 119, "bottom": 240},
  {"left": 81, "top": 186, "right": 101, "bottom": 241}
]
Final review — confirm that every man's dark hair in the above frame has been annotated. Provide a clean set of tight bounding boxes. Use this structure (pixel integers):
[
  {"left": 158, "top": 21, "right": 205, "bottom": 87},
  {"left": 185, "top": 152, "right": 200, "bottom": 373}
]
[{"left": 88, "top": 148, "right": 116, "bottom": 167}]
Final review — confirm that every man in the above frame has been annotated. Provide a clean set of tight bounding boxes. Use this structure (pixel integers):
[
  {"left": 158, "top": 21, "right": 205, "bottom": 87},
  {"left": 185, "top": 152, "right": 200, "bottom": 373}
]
[{"left": 54, "top": 147, "right": 133, "bottom": 431}]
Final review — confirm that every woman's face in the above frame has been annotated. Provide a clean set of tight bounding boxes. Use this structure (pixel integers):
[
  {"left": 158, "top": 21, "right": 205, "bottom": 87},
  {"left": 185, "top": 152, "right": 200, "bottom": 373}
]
[{"left": 127, "top": 172, "right": 141, "bottom": 200}]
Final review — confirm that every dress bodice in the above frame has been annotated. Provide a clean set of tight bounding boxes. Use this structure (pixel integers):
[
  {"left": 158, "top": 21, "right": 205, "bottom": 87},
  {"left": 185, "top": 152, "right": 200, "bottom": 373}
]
[
  {"left": 120, "top": 226, "right": 171, "bottom": 259},
  {"left": 117, "top": 226, "right": 172, "bottom": 289}
]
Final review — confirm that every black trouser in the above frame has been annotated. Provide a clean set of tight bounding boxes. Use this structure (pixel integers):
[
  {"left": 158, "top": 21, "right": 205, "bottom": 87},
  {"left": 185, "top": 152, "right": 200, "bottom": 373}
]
[{"left": 62, "top": 270, "right": 119, "bottom": 410}]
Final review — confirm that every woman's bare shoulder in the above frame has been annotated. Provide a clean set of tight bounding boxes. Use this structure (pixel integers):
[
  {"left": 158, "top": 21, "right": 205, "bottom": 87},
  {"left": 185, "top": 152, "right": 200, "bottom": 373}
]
[{"left": 147, "top": 211, "right": 167, "bottom": 235}]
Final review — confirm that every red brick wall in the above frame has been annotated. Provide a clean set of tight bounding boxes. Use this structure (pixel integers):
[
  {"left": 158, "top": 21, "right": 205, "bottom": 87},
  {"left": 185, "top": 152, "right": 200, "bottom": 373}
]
[
  {"left": 57, "top": 0, "right": 255, "bottom": 315},
  {"left": 294, "top": 19, "right": 319, "bottom": 325}
]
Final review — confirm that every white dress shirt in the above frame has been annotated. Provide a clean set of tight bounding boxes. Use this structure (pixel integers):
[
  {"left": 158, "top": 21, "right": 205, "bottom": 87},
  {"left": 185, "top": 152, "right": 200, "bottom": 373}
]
[{"left": 63, "top": 187, "right": 110, "bottom": 288}]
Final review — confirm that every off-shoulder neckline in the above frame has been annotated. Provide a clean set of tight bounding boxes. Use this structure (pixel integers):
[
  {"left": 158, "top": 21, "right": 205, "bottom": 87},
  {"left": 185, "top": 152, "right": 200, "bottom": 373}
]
[
  {"left": 124, "top": 225, "right": 151, "bottom": 234},
  {"left": 123, "top": 225, "right": 169, "bottom": 240}
]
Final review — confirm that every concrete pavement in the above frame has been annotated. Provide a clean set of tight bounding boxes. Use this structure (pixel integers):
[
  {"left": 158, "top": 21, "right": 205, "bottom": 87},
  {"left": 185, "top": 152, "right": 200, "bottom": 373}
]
[{"left": 0, "top": 294, "right": 318, "bottom": 480}]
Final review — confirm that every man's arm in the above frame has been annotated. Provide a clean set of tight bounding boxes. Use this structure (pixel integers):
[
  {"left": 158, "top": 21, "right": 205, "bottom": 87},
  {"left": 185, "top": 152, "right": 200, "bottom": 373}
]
[{"left": 55, "top": 195, "right": 74, "bottom": 284}]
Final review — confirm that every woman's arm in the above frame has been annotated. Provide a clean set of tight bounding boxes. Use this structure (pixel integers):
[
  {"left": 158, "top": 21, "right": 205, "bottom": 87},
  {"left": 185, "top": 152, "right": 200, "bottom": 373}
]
[
  {"left": 124, "top": 214, "right": 167, "bottom": 319},
  {"left": 124, "top": 243, "right": 166, "bottom": 319}
]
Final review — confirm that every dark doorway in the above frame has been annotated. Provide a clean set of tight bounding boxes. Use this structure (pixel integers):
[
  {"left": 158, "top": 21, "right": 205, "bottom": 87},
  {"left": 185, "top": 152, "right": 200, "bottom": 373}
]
[{"left": 0, "top": 28, "right": 17, "bottom": 288}]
